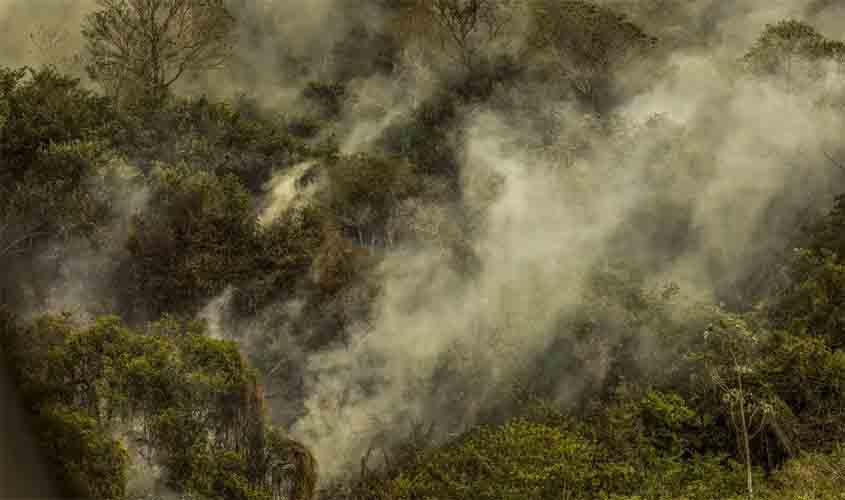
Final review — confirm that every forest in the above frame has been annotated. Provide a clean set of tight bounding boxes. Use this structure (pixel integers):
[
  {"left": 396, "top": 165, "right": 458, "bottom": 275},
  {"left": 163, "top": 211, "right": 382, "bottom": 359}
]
[{"left": 1, "top": 0, "right": 845, "bottom": 499}]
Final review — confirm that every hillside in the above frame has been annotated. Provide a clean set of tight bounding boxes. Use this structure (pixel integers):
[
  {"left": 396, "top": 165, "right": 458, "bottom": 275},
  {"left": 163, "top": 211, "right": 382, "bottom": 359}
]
[{"left": 2, "top": 1, "right": 845, "bottom": 499}]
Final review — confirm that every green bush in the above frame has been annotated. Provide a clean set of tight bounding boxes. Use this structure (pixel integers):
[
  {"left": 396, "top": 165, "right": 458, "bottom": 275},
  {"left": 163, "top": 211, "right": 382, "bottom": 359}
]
[
  {"left": 118, "top": 164, "right": 260, "bottom": 320},
  {"left": 392, "top": 419, "right": 599, "bottom": 500},
  {"left": 0, "top": 312, "right": 315, "bottom": 500}
]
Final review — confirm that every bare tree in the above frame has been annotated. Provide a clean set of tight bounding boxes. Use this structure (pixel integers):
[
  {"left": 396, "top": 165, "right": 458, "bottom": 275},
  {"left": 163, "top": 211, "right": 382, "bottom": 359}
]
[
  {"left": 743, "top": 20, "right": 845, "bottom": 93},
  {"left": 82, "top": 0, "right": 235, "bottom": 105},
  {"left": 702, "top": 315, "right": 775, "bottom": 500},
  {"left": 431, "top": 0, "right": 514, "bottom": 69},
  {"left": 394, "top": 0, "right": 517, "bottom": 71},
  {"left": 28, "top": 24, "right": 85, "bottom": 74},
  {"left": 528, "top": 0, "right": 656, "bottom": 112}
]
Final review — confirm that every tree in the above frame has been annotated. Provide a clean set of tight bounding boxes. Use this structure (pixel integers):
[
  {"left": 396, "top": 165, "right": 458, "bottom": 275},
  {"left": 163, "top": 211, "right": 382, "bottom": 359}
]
[
  {"left": 392, "top": 419, "right": 599, "bottom": 500},
  {"left": 527, "top": 0, "right": 656, "bottom": 113},
  {"left": 768, "top": 193, "right": 845, "bottom": 350},
  {"left": 1, "top": 312, "right": 317, "bottom": 500},
  {"left": 743, "top": 20, "right": 845, "bottom": 91},
  {"left": 0, "top": 66, "right": 118, "bottom": 308},
  {"left": 700, "top": 314, "right": 774, "bottom": 500},
  {"left": 430, "top": 0, "right": 515, "bottom": 70},
  {"left": 82, "top": 0, "right": 235, "bottom": 105},
  {"left": 27, "top": 24, "right": 86, "bottom": 74},
  {"left": 117, "top": 164, "right": 258, "bottom": 321},
  {"left": 765, "top": 445, "right": 845, "bottom": 499},
  {"left": 392, "top": 0, "right": 518, "bottom": 72}
]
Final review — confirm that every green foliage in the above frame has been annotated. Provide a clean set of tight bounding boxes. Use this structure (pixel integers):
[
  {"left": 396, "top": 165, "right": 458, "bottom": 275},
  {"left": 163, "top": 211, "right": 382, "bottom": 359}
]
[
  {"left": 234, "top": 204, "right": 330, "bottom": 315},
  {"left": 0, "top": 65, "right": 116, "bottom": 168},
  {"left": 265, "top": 428, "right": 319, "bottom": 500},
  {"left": 119, "top": 164, "right": 259, "bottom": 319},
  {"left": 0, "top": 65, "right": 125, "bottom": 309},
  {"left": 764, "top": 446, "right": 845, "bottom": 500},
  {"left": 6, "top": 12, "right": 845, "bottom": 500},
  {"left": 378, "top": 410, "right": 751, "bottom": 500},
  {"left": 37, "top": 403, "right": 129, "bottom": 500},
  {"left": 117, "top": 95, "right": 309, "bottom": 193},
  {"left": 578, "top": 386, "right": 747, "bottom": 500},
  {"left": 640, "top": 390, "right": 699, "bottom": 452},
  {"left": 769, "top": 194, "right": 845, "bottom": 349},
  {"left": 0, "top": 66, "right": 115, "bottom": 246},
  {"left": 379, "top": 90, "right": 463, "bottom": 182},
  {"left": 393, "top": 419, "right": 598, "bottom": 500},
  {"left": 322, "top": 153, "right": 421, "bottom": 245},
  {"left": 754, "top": 332, "right": 845, "bottom": 450},
  {"left": 0, "top": 312, "right": 315, "bottom": 500}
]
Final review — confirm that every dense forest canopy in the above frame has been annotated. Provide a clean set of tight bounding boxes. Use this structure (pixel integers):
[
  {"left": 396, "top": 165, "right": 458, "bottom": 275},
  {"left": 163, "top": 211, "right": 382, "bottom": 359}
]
[{"left": 2, "top": 1, "right": 845, "bottom": 499}]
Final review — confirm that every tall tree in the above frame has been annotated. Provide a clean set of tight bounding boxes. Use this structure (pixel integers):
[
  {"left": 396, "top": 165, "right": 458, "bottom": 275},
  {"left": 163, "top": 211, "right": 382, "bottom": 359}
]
[
  {"left": 82, "top": 0, "right": 235, "bottom": 105},
  {"left": 700, "top": 314, "right": 774, "bottom": 500},
  {"left": 392, "top": 0, "right": 518, "bottom": 71},
  {"left": 743, "top": 20, "right": 845, "bottom": 91},
  {"left": 528, "top": 0, "right": 656, "bottom": 113},
  {"left": 0, "top": 66, "right": 117, "bottom": 308}
]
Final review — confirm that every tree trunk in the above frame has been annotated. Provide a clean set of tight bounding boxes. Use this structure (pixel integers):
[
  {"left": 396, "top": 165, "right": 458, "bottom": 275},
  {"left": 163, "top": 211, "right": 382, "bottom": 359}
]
[{"left": 738, "top": 377, "right": 754, "bottom": 500}]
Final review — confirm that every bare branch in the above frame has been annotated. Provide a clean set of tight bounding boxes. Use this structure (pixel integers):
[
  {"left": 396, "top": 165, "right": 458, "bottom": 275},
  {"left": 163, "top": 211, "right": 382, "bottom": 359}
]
[
  {"left": 823, "top": 150, "right": 845, "bottom": 171},
  {"left": 83, "top": 0, "right": 235, "bottom": 104}
]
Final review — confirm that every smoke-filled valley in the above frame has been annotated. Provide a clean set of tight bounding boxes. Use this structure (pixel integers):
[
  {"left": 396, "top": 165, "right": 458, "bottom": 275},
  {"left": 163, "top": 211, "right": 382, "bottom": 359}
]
[{"left": 3, "top": 1, "right": 845, "bottom": 499}]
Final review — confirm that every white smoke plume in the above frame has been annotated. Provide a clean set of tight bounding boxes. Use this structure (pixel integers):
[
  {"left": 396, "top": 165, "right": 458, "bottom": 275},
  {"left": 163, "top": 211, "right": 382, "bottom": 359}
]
[
  {"left": 4, "top": 0, "right": 845, "bottom": 487},
  {"left": 285, "top": 37, "right": 845, "bottom": 483}
]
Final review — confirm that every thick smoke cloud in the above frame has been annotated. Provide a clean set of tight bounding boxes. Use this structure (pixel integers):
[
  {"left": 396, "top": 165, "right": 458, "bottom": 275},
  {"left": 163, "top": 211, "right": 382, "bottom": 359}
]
[
  {"left": 267, "top": 5, "right": 845, "bottom": 479},
  {"left": 285, "top": 73, "right": 845, "bottom": 478},
  {"left": 177, "top": 0, "right": 393, "bottom": 105},
  {"left": 4, "top": 0, "right": 845, "bottom": 487}
]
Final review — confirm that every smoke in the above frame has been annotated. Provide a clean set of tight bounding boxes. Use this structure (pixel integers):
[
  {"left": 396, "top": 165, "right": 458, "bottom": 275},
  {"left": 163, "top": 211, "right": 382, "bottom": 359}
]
[
  {"left": 258, "top": 161, "right": 320, "bottom": 225},
  {"left": 0, "top": 0, "right": 392, "bottom": 107},
  {"left": 21, "top": 156, "right": 150, "bottom": 321},
  {"left": 176, "top": 0, "right": 393, "bottom": 105},
  {"left": 289, "top": 112, "right": 638, "bottom": 475},
  {"left": 280, "top": 16, "right": 845, "bottom": 482},
  {"left": 0, "top": 0, "right": 94, "bottom": 74},
  {"left": 197, "top": 285, "right": 236, "bottom": 340},
  {"left": 4, "top": 0, "right": 845, "bottom": 488},
  {"left": 339, "top": 71, "right": 438, "bottom": 155},
  {"left": 603, "top": 0, "right": 845, "bottom": 52}
]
